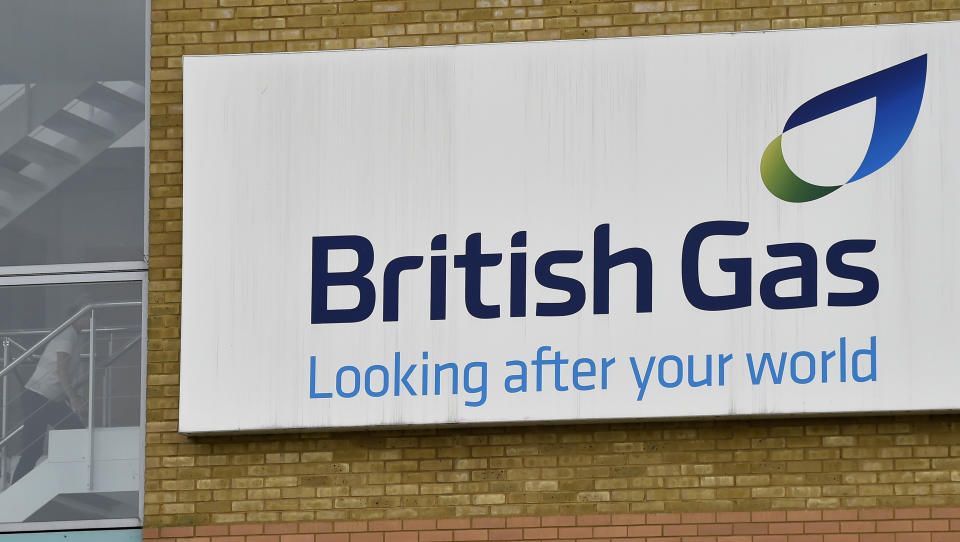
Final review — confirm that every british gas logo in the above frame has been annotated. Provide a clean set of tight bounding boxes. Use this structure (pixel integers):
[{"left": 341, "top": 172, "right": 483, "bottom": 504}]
[{"left": 761, "top": 55, "right": 927, "bottom": 203}]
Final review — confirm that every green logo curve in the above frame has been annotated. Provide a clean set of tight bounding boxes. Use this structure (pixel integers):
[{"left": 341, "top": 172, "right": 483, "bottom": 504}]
[{"left": 760, "top": 135, "right": 840, "bottom": 203}]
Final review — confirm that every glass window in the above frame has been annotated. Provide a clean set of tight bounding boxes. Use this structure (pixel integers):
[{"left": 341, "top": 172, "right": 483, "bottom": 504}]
[
  {"left": 0, "top": 0, "right": 147, "bottom": 267},
  {"left": 0, "top": 281, "right": 143, "bottom": 524},
  {"left": 0, "top": 0, "right": 149, "bottom": 533}
]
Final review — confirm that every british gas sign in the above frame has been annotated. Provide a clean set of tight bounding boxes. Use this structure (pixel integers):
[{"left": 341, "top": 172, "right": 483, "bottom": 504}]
[{"left": 181, "top": 22, "right": 960, "bottom": 433}]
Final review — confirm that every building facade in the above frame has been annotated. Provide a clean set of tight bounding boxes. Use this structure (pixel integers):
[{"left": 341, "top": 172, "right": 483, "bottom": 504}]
[
  {"left": 145, "top": 2, "right": 960, "bottom": 540},
  {"left": 1, "top": 0, "right": 959, "bottom": 540}
]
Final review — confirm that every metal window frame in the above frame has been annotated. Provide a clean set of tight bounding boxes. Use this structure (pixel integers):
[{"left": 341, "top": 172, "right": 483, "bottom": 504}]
[
  {"left": 0, "top": 271, "right": 146, "bottom": 287},
  {"left": 0, "top": 0, "right": 151, "bottom": 277},
  {"left": 0, "top": 262, "right": 148, "bottom": 280},
  {"left": 0, "top": 272, "right": 148, "bottom": 533},
  {"left": 0, "top": 0, "right": 152, "bottom": 533}
]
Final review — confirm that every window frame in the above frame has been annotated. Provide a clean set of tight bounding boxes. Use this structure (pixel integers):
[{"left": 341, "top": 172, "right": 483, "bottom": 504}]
[
  {"left": 0, "top": 0, "right": 151, "bottom": 533},
  {"left": 0, "top": 272, "right": 148, "bottom": 533}
]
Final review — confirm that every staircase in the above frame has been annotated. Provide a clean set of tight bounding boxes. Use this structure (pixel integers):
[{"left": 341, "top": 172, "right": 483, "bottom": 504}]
[
  {"left": 0, "top": 426, "right": 140, "bottom": 523},
  {"left": 0, "top": 81, "right": 145, "bottom": 231}
]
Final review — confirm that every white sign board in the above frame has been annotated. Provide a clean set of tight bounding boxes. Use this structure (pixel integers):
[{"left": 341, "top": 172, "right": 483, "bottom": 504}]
[{"left": 181, "top": 23, "right": 960, "bottom": 434}]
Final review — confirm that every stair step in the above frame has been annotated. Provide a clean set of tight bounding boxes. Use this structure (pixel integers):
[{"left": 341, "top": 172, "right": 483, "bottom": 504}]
[
  {"left": 0, "top": 154, "right": 29, "bottom": 173},
  {"left": 0, "top": 165, "right": 44, "bottom": 192},
  {"left": 78, "top": 84, "right": 143, "bottom": 116},
  {"left": 44, "top": 110, "right": 115, "bottom": 141},
  {"left": 8, "top": 137, "right": 80, "bottom": 165}
]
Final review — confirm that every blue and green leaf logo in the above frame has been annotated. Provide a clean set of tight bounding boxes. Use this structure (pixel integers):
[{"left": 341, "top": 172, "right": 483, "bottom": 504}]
[{"left": 761, "top": 54, "right": 927, "bottom": 203}]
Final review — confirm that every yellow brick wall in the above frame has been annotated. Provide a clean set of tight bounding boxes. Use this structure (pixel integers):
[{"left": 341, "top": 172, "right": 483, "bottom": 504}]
[
  {"left": 147, "top": 0, "right": 960, "bottom": 529},
  {"left": 143, "top": 417, "right": 960, "bottom": 527}
]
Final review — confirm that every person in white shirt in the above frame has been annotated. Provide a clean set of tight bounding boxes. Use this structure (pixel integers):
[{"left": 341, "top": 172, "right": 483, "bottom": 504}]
[{"left": 11, "top": 310, "right": 85, "bottom": 483}]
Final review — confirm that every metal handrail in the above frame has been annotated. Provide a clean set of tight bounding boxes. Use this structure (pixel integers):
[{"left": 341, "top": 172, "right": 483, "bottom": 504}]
[
  {"left": 1, "top": 339, "right": 28, "bottom": 388},
  {"left": 0, "top": 335, "right": 141, "bottom": 453},
  {"left": 0, "top": 326, "right": 139, "bottom": 338},
  {"left": 0, "top": 84, "right": 26, "bottom": 113},
  {"left": 103, "top": 335, "right": 141, "bottom": 369},
  {"left": 3, "top": 338, "right": 27, "bottom": 353},
  {"left": 0, "top": 301, "right": 141, "bottom": 490},
  {"left": 1, "top": 332, "right": 139, "bottom": 367},
  {"left": 0, "top": 301, "right": 139, "bottom": 381},
  {"left": 0, "top": 426, "right": 20, "bottom": 451}
]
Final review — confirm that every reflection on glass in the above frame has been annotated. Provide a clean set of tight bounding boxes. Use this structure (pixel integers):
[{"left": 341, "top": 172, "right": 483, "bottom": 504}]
[
  {"left": 0, "top": 282, "right": 142, "bottom": 523},
  {"left": 0, "top": 0, "right": 147, "bottom": 267}
]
